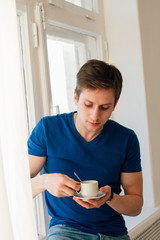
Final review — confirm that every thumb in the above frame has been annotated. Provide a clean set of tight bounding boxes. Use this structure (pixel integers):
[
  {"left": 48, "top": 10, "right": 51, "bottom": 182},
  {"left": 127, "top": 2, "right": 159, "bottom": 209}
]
[{"left": 100, "top": 185, "right": 111, "bottom": 193}]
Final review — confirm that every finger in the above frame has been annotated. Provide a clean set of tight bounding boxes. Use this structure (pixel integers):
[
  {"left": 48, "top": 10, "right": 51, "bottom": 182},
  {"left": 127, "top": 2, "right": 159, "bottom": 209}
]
[
  {"left": 62, "top": 185, "right": 78, "bottom": 197},
  {"left": 100, "top": 185, "right": 110, "bottom": 193},
  {"left": 86, "top": 194, "right": 108, "bottom": 208},
  {"left": 57, "top": 191, "right": 67, "bottom": 197},
  {"left": 73, "top": 197, "right": 95, "bottom": 209},
  {"left": 100, "top": 186, "right": 112, "bottom": 202},
  {"left": 53, "top": 189, "right": 68, "bottom": 197},
  {"left": 53, "top": 183, "right": 77, "bottom": 197},
  {"left": 64, "top": 175, "right": 81, "bottom": 191},
  {"left": 86, "top": 199, "right": 103, "bottom": 208},
  {"left": 55, "top": 188, "right": 77, "bottom": 197}
]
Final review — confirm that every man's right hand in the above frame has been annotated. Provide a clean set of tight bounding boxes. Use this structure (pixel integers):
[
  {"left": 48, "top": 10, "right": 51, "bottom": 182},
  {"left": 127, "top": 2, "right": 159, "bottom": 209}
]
[{"left": 44, "top": 173, "right": 80, "bottom": 197}]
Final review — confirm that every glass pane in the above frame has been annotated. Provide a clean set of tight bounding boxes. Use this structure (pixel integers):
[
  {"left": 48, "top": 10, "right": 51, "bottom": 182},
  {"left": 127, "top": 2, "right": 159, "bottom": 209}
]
[
  {"left": 65, "top": 0, "right": 81, "bottom": 7},
  {"left": 17, "top": 15, "right": 30, "bottom": 135},
  {"left": 65, "top": 0, "right": 97, "bottom": 12},
  {"left": 46, "top": 24, "right": 98, "bottom": 114}
]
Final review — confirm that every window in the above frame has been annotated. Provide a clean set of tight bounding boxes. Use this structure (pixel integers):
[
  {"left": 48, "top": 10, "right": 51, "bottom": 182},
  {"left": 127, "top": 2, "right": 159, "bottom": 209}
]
[
  {"left": 46, "top": 24, "right": 98, "bottom": 113},
  {"left": 15, "top": 0, "right": 107, "bottom": 238}
]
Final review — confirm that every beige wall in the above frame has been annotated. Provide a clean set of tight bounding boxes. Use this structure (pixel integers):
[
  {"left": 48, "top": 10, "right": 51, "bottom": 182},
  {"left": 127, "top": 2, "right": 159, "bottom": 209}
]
[
  {"left": 137, "top": 0, "right": 160, "bottom": 207},
  {"left": 103, "top": 0, "right": 159, "bottom": 211}
]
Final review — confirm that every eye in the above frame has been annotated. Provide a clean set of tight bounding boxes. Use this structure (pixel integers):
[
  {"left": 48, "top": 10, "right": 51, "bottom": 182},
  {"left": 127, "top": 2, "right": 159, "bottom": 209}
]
[
  {"left": 84, "top": 103, "right": 92, "bottom": 108},
  {"left": 99, "top": 106, "right": 110, "bottom": 110}
]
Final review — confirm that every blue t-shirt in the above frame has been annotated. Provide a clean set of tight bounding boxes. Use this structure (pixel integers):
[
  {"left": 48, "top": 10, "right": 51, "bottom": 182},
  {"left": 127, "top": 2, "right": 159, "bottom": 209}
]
[{"left": 28, "top": 112, "right": 141, "bottom": 236}]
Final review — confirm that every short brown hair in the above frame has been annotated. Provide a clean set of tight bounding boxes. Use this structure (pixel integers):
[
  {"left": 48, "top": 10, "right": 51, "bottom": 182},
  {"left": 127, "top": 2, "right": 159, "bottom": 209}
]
[{"left": 75, "top": 59, "right": 123, "bottom": 105}]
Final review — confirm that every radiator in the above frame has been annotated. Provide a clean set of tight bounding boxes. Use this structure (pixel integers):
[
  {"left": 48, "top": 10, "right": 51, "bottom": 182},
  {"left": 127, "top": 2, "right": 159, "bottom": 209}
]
[{"left": 132, "top": 218, "right": 160, "bottom": 240}]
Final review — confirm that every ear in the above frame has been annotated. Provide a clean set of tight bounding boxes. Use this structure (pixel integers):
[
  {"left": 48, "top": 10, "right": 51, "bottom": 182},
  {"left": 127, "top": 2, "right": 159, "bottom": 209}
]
[
  {"left": 74, "top": 91, "right": 78, "bottom": 105},
  {"left": 113, "top": 99, "right": 119, "bottom": 111}
]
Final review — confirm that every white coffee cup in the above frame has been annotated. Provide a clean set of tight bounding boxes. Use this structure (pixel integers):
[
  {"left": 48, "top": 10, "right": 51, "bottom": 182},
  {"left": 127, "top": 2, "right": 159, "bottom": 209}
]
[{"left": 80, "top": 180, "right": 99, "bottom": 198}]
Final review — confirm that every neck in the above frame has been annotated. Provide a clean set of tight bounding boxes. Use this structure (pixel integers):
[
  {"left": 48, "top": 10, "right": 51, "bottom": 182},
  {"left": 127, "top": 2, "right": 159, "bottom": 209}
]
[{"left": 74, "top": 112, "right": 103, "bottom": 142}]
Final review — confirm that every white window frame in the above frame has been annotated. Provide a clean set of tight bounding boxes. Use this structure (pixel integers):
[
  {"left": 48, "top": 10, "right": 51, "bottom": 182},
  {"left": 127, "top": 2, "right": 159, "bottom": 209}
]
[
  {"left": 41, "top": 0, "right": 107, "bottom": 60},
  {"left": 16, "top": 3, "right": 48, "bottom": 239}
]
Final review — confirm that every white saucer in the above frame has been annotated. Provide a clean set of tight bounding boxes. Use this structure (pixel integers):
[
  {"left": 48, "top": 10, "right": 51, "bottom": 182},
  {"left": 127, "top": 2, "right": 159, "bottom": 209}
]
[{"left": 74, "top": 191, "right": 105, "bottom": 201}]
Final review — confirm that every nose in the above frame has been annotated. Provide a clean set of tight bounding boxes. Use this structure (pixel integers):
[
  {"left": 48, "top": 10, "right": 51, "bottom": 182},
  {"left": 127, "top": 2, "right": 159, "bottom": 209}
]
[{"left": 91, "top": 107, "right": 100, "bottom": 121}]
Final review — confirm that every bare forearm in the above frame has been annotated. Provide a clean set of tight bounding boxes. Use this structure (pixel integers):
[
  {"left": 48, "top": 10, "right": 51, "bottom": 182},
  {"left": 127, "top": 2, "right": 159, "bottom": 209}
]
[
  {"left": 31, "top": 174, "right": 46, "bottom": 198},
  {"left": 108, "top": 193, "right": 143, "bottom": 216}
]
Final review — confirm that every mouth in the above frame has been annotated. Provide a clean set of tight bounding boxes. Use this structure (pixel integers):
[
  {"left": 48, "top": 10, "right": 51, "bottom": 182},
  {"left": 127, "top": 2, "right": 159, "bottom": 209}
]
[{"left": 88, "top": 121, "right": 100, "bottom": 127}]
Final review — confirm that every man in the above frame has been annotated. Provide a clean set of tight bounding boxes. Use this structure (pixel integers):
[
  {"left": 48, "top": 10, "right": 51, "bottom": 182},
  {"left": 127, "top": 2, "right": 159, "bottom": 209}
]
[{"left": 28, "top": 59, "right": 143, "bottom": 240}]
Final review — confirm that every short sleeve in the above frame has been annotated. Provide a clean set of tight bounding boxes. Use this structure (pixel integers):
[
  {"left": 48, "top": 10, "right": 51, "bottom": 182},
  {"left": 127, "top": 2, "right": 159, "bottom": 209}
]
[
  {"left": 27, "top": 118, "right": 47, "bottom": 157},
  {"left": 121, "top": 131, "right": 142, "bottom": 173}
]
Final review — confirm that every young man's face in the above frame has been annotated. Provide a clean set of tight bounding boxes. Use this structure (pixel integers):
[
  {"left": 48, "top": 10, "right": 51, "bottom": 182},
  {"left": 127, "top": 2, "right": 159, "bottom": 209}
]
[{"left": 74, "top": 88, "right": 116, "bottom": 136}]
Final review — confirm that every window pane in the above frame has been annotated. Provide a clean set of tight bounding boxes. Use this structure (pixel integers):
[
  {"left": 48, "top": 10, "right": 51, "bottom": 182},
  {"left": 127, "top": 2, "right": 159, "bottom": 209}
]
[
  {"left": 65, "top": 0, "right": 97, "bottom": 12},
  {"left": 46, "top": 24, "right": 98, "bottom": 114}
]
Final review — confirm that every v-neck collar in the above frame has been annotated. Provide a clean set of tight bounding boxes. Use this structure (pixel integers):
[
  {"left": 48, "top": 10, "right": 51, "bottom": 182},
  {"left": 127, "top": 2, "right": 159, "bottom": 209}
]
[{"left": 71, "top": 112, "right": 107, "bottom": 145}]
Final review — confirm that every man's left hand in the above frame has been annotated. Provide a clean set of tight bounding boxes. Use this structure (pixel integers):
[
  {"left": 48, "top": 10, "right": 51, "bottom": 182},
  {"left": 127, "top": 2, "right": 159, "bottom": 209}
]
[{"left": 73, "top": 185, "right": 111, "bottom": 209}]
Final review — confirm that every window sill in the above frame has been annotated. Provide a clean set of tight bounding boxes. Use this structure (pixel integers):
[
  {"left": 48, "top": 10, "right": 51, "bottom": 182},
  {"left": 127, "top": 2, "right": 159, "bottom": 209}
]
[{"left": 125, "top": 206, "right": 160, "bottom": 238}]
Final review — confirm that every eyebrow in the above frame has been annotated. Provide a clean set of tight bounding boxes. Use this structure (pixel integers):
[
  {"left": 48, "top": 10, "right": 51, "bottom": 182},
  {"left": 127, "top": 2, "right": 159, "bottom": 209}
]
[{"left": 85, "top": 100, "right": 113, "bottom": 106}]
